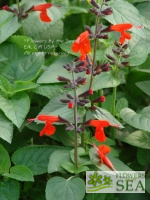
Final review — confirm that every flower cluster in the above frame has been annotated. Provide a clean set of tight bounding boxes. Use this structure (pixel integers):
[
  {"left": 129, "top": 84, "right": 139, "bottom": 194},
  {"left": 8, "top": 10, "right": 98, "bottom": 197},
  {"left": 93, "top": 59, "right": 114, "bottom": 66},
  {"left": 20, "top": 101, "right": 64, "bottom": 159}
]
[{"left": 2, "top": 3, "right": 53, "bottom": 22}]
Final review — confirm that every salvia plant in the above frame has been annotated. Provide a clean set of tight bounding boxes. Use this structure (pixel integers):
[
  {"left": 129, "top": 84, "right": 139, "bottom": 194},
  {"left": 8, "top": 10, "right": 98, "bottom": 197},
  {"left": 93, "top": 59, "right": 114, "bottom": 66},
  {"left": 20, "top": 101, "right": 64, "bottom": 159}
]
[{"left": 0, "top": 0, "right": 150, "bottom": 200}]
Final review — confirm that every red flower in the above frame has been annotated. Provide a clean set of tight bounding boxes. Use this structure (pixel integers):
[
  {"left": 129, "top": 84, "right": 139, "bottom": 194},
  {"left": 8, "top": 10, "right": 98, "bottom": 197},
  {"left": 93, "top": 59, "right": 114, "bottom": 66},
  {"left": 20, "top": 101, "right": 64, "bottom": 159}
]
[
  {"left": 93, "top": 144, "right": 116, "bottom": 171},
  {"left": 84, "top": 120, "right": 118, "bottom": 142},
  {"left": 28, "top": 115, "right": 59, "bottom": 136},
  {"left": 72, "top": 31, "right": 91, "bottom": 60},
  {"left": 32, "top": 3, "right": 52, "bottom": 22},
  {"left": 109, "top": 23, "right": 142, "bottom": 44}
]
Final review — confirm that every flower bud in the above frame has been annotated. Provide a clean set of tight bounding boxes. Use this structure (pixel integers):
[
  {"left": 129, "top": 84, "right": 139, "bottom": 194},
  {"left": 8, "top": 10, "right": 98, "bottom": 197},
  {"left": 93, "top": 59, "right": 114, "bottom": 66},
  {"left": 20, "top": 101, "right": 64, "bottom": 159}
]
[
  {"left": 78, "top": 89, "right": 93, "bottom": 98},
  {"left": 122, "top": 54, "right": 130, "bottom": 58},
  {"left": 89, "top": 8, "right": 98, "bottom": 15},
  {"left": 68, "top": 101, "right": 74, "bottom": 109},
  {"left": 75, "top": 61, "right": 85, "bottom": 68},
  {"left": 92, "top": 96, "right": 106, "bottom": 103},
  {"left": 86, "top": 69, "right": 91, "bottom": 75},
  {"left": 121, "top": 62, "right": 130, "bottom": 66},
  {"left": 76, "top": 78, "right": 86, "bottom": 85},
  {"left": 100, "top": 63, "right": 110, "bottom": 72},
  {"left": 77, "top": 102, "right": 85, "bottom": 106},
  {"left": 66, "top": 94, "right": 74, "bottom": 99},
  {"left": 101, "top": 8, "right": 113, "bottom": 15},
  {"left": 106, "top": 54, "right": 116, "bottom": 61},
  {"left": 96, "top": 34, "right": 108, "bottom": 39},
  {"left": 112, "top": 48, "right": 120, "bottom": 55},
  {"left": 91, "top": 106, "right": 97, "bottom": 110},
  {"left": 58, "top": 116, "right": 70, "bottom": 124},
  {"left": 73, "top": 57, "right": 79, "bottom": 62},
  {"left": 3, "top": 5, "right": 14, "bottom": 12},
  {"left": 57, "top": 76, "right": 70, "bottom": 82},
  {"left": 122, "top": 44, "right": 128, "bottom": 49},
  {"left": 90, "top": 0, "right": 100, "bottom": 9},
  {"left": 60, "top": 99, "right": 70, "bottom": 103},
  {"left": 89, "top": 89, "right": 93, "bottom": 95},
  {"left": 85, "top": 25, "right": 93, "bottom": 34}
]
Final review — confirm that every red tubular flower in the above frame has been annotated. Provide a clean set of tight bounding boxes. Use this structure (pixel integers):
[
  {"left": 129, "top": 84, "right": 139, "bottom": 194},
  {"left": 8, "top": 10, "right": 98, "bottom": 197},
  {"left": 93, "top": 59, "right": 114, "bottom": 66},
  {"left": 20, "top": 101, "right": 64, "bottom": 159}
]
[
  {"left": 32, "top": 3, "right": 52, "bottom": 22},
  {"left": 84, "top": 120, "right": 118, "bottom": 142},
  {"left": 110, "top": 23, "right": 142, "bottom": 44},
  {"left": 110, "top": 24, "right": 133, "bottom": 44},
  {"left": 28, "top": 115, "right": 59, "bottom": 136},
  {"left": 93, "top": 144, "right": 116, "bottom": 171},
  {"left": 72, "top": 31, "right": 91, "bottom": 60}
]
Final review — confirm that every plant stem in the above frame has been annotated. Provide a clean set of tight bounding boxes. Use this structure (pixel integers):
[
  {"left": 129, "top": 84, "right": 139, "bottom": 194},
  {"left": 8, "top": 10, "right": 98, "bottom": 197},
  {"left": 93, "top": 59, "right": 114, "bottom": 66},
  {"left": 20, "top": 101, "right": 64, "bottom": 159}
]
[
  {"left": 77, "top": 0, "right": 80, "bottom": 6},
  {"left": 112, "top": 86, "right": 117, "bottom": 116},
  {"left": 16, "top": 0, "right": 25, "bottom": 35},
  {"left": 111, "top": 86, "right": 117, "bottom": 140},
  {"left": 89, "top": 16, "right": 99, "bottom": 89},
  {"left": 81, "top": 114, "right": 86, "bottom": 148},
  {"left": 16, "top": 0, "right": 20, "bottom": 12},
  {"left": 72, "top": 65, "right": 78, "bottom": 169}
]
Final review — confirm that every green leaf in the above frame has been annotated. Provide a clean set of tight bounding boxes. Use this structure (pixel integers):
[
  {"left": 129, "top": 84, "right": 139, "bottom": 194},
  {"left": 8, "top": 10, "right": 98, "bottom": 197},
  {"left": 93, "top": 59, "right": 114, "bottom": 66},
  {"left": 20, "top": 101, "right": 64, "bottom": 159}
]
[
  {"left": 117, "top": 193, "right": 149, "bottom": 200},
  {"left": 116, "top": 130, "right": 150, "bottom": 149},
  {"left": 48, "top": 150, "right": 71, "bottom": 174},
  {"left": 0, "top": 75, "right": 12, "bottom": 94},
  {"left": 136, "top": 81, "right": 150, "bottom": 96},
  {"left": 32, "top": 84, "right": 68, "bottom": 99},
  {"left": 146, "top": 178, "right": 150, "bottom": 194},
  {"left": 37, "top": 56, "right": 73, "bottom": 84},
  {"left": 0, "top": 111, "right": 13, "bottom": 143},
  {"left": 89, "top": 137, "right": 116, "bottom": 147},
  {"left": 0, "top": 92, "right": 30, "bottom": 128},
  {"left": 89, "top": 148, "right": 132, "bottom": 171},
  {"left": 137, "top": 148, "right": 150, "bottom": 165},
  {"left": 0, "top": 11, "right": 21, "bottom": 44},
  {"left": 39, "top": 95, "right": 74, "bottom": 122},
  {"left": 70, "top": 147, "right": 92, "bottom": 166},
  {"left": 136, "top": 2, "right": 150, "bottom": 20},
  {"left": 0, "top": 179, "right": 20, "bottom": 200},
  {"left": 86, "top": 193, "right": 107, "bottom": 200},
  {"left": 8, "top": 35, "right": 38, "bottom": 53},
  {"left": 1, "top": 54, "right": 44, "bottom": 83},
  {"left": 12, "top": 145, "right": 67, "bottom": 175},
  {"left": 120, "top": 107, "right": 150, "bottom": 132},
  {"left": 126, "top": 68, "right": 150, "bottom": 98},
  {"left": 92, "top": 72, "right": 120, "bottom": 91},
  {"left": 101, "top": 95, "right": 113, "bottom": 113},
  {"left": 105, "top": 0, "right": 148, "bottom": 66},
  {"left": 67, "top": 6, "right": 88, "bottom": 14},
  {"left": 126, "top": 33, "right": 148, "bottom": 66},
  {"left": 59, "top": 40, "right": 80, "bottom": 57},
  {"left": 46, "top": 177, "right": 85, "bottom": 200},
  {"left": 61, "top": 162, "right": 89, "bottom": 174},
  {"left": 116, "top": 98, "right": 128, "bottom": 117},
  {"left": 11, "top": 81, "right": 38, "bottom": 95},
  {"left": 92, "top": 107, "right": 124, "bottom": 128},
  {"left": 0, "top": 42, "right": 24, "bottom": 72},
  {"left": 0, "top": 144, "right": 11, "bottom": 174},
  {"left": 3, "top": 165, "right": 34, "bottom": 182}
]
